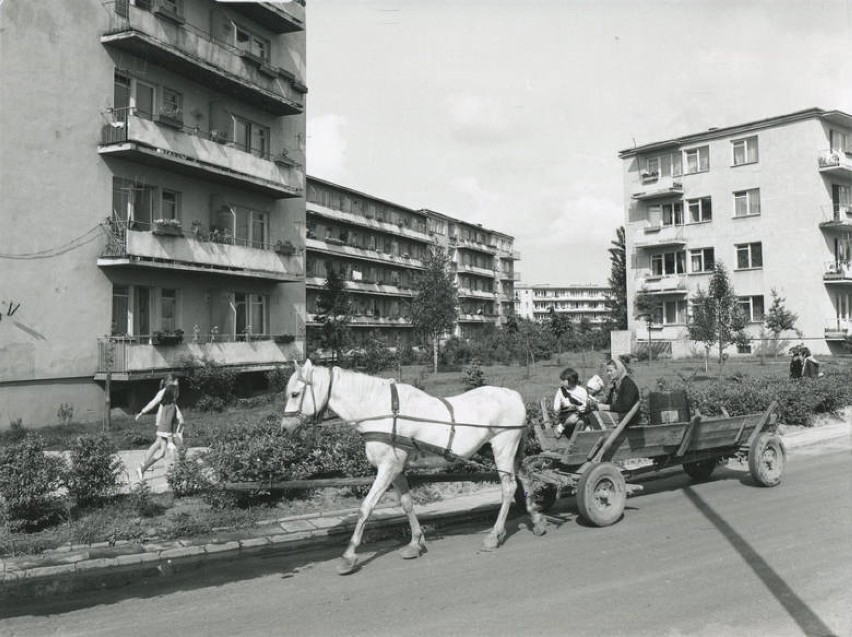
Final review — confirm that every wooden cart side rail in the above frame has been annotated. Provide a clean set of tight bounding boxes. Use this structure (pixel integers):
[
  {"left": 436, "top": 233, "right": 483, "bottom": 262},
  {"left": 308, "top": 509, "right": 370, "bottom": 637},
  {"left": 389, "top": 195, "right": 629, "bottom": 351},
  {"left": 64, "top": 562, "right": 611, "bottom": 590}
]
[{"left": 741, "top": 400, "right": 779, "bottom": 451}]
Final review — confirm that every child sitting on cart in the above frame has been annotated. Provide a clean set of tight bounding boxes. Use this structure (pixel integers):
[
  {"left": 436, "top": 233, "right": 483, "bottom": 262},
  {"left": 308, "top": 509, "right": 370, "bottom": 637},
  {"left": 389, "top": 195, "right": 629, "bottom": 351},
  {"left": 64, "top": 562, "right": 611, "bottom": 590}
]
[{"left": 553, "top": 367, "right": 592, "bottom": 437}]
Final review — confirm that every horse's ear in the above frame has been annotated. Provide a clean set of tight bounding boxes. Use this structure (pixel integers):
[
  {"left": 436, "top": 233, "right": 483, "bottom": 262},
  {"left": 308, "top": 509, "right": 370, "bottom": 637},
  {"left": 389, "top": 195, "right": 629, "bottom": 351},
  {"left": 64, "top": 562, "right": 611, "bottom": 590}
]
[{"left": 302, "top": 358, "right": 314, "bottom": 380}]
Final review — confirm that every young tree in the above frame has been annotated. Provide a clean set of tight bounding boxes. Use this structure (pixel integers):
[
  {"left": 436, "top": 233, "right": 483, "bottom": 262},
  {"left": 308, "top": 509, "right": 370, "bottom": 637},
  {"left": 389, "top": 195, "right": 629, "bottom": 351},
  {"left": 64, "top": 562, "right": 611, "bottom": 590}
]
[
  {"left": 547, "top": 306, "right": 573, "bottom": 352},
  {"left": 686, "top": 262, "right": 748, "bottom": 375},
  {"left": 634, "top": 289, "right": 662, "bottom": 363},
  {"left": 410, "top": 247, "right": 458, "bottom": 373},
  {"left": 764, "top": 289, "right": 801, "bottom": 357},
  {"left": 606, "top": 226, "right": 628, "bottom": 330},
  {"left": 315, "top": 266, "right": 352, "bottom": 364}
]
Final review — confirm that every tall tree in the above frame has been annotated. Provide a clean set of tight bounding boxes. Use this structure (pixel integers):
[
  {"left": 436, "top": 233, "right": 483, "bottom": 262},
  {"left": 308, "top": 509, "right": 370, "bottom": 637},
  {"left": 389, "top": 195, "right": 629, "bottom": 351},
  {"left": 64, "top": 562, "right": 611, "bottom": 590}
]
[
  {"left": 410, "top": 248, "right": 458, "bottom": 373},
  {"left": 686, "top": 287, "right": 716, "bottom": 372},
  {"left": 315, "top": 266, "right": 352, "bottom": 364},
  {"left": 606, "top": 226, "right": 628, "bottom": 330},
  {"left": 764, "top": 289, "right": 801, "bottom": 357},
  {"left": 547, "top": 306, "right": 573, "bottom": 352},
  {"left": 634, "top": 289, "right": 662, "bottom": 363},
  {"left": 686, "top": 262, "right": 748, "bottom": 375}
]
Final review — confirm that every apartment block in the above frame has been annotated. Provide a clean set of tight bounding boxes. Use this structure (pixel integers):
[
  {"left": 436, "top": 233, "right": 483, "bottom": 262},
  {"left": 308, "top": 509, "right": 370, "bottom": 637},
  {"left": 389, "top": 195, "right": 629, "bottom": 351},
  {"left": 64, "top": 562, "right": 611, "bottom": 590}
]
[
  {"left": 619, "top": 108, "right": 852, "bottom": 358},
  {"left": 515, "top": 284, "right": 610, "bottom": 324},
  {"left": 0, "top": 0, "right": 307, "bottom": 426},
  {"left": 305, "top": 179, "right": 519, "bottom": 349}
]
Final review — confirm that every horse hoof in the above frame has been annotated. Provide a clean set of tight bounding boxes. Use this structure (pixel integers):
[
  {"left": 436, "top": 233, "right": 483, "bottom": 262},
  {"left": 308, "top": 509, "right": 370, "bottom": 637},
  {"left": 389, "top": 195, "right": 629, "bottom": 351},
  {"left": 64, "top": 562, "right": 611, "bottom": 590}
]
[
  {"left": 399, "top": 542, "right": 427, "bottom": 560},
  {"left": 336, "top": 556, "right": 358, "bottom": 575},
  {"left": 481, "top": 532, "right": 506, "bottom": 552}
]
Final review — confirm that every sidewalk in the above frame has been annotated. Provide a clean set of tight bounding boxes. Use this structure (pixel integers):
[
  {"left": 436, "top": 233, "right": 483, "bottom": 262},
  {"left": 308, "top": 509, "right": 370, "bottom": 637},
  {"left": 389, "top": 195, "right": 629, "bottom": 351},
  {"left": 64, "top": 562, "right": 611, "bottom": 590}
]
[{"left": 3, "top": 420, "right": 849, "bottom": 603}]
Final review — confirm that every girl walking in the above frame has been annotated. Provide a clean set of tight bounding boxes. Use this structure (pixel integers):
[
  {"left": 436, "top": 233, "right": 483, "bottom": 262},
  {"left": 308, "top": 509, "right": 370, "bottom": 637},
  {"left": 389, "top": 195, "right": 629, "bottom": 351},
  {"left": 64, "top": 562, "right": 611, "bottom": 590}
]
[{"left": 135, "top": 373, "right": 184, "bottom": 481}]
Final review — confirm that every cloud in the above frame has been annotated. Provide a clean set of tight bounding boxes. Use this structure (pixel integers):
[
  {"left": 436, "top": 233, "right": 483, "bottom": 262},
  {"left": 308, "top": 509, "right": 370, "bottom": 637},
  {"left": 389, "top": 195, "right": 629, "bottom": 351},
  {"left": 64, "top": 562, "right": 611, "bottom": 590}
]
[
  {"left": 306, "top": 114, "right": 349, "bottom": 180},
  {"left": 450, "top": 176, "right": 504, "bottom": 222},
  {"left": 446, "top": 95, "right": 517, "bottom": 144}
]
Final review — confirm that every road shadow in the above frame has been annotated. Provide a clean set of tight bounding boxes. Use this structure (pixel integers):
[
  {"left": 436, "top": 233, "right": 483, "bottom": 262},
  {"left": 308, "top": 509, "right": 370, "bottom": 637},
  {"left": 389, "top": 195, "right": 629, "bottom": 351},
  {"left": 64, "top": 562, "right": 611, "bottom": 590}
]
[{"left": 682, "top": 487, "right": 838, "bottom": 637}]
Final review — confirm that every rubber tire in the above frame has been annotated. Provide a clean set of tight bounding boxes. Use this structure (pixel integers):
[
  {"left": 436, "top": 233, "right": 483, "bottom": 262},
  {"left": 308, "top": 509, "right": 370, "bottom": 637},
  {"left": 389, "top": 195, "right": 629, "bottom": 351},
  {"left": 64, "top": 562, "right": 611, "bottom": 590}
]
[
  {"left": 576, "top": 462, "right": 626, "bottom": 527},
  {"left": 514, "top": 478, "right": 558, "bottom": 512},
  {"left": 748, "top": 433, "right": 786, "bottom": 487},
  {"left": 682, "top": 458, "right": 717, "bottom": 481}
]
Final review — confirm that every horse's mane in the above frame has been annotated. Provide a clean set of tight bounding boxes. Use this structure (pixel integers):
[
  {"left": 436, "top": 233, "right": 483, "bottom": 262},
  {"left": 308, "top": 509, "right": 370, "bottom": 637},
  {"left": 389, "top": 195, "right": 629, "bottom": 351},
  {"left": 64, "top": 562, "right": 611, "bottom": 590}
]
[{"left": 328, "top": 365, "right": 433, "bottom": 402}]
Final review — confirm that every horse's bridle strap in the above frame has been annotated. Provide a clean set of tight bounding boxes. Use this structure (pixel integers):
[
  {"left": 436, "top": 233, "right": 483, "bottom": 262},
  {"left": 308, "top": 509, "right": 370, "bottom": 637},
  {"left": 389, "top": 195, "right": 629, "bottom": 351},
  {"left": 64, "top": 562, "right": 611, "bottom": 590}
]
[{"left": 437, "top": 396, "right": 456, "bottom": 460}]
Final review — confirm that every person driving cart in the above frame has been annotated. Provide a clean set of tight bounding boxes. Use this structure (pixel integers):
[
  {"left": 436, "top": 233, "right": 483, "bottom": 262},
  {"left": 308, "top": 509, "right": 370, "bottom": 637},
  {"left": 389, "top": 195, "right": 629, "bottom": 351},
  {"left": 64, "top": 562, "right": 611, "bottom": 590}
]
[{"left": 552, "top": 367, "right": 591, "bottom": 437}]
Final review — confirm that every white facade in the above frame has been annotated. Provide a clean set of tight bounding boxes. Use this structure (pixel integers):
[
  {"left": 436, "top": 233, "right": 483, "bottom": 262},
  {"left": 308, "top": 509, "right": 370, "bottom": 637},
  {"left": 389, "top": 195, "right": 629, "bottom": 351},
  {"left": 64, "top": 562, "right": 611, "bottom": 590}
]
[
  {"left": 620, "top": 108, "right": 852, "bottom": 358},
  {"left": 515, "top": 284, "right": 610, "bottom": 324}
]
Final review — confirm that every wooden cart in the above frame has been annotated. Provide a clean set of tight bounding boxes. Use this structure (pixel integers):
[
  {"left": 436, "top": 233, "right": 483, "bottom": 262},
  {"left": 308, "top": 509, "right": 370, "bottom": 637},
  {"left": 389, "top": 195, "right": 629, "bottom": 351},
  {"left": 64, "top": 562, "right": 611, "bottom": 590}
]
[{"left": 519, "top": 392, "right": 785, "bottom": 527}]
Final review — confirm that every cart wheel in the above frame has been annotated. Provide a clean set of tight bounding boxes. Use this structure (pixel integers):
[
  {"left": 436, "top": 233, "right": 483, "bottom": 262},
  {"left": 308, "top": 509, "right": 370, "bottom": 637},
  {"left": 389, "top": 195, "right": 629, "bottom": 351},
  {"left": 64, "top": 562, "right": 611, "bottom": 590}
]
[
  {"left": 576, "top": 462, "right": 626, "bottom": 527},
  {"left": 514, "top": 478, "right": 558, "bottom": 512},
  {"left": 682, "top": 458, "right": 717, "bottom": 481},
  {"left": 748, "top": 433, "right": 786, "bottom": 487}
]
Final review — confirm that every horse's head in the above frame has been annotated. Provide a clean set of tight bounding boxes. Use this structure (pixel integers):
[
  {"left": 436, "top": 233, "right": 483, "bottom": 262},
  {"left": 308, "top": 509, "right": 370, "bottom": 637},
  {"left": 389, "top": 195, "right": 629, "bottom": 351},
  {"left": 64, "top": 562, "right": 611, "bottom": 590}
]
[{"left": 280, "top": 359, "right": 329, "bottom": 433}]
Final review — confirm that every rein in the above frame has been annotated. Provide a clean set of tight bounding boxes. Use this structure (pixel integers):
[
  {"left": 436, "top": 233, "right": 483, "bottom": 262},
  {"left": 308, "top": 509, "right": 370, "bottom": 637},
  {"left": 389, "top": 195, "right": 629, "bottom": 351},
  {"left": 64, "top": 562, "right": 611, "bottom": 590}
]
[{"left": 282, "top": 366, "right": 336, "bottom": 425}]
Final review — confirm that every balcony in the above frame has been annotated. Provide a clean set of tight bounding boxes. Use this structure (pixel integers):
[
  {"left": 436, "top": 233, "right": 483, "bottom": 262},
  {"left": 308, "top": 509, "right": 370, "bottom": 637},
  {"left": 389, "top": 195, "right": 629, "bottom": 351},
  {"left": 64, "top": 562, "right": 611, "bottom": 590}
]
[
  {"left": 456, "top": 238, "right": 497, "bottom": 255},
  {"left": 305, "top": 237, "right": 424, "bottom": 270},
  {"left": 458, "top": 288, "right": 495, "bottom": 300},
  {"left": 823, "top": 260, "right": 852, "bottom": 284},
  {"left": 632, "top": 177, "right": 684, "bottom": 201},
  {"left": 459, "top": 263, "right": 495, "bottom": 277},
  {"left": 305, "top": 313, "right": 412, "bottom": 328},
  {"left": 306, "top": 203, "right": 432, "bottom": 243},
  {"left": 818, "top": 150, "right": 852, "bottom": 178},
  {"left": 227, "top": 1, "right": 305, "bottom": 34},
  {"left": 819, "top": 204, "right": 852, "bottom": 232},
  {"left": 305, "top": 276, "right": 414, "bottom": 297},
  {"left": 825, "top": 318, "right": 852, "bottom": 340},
  {"left": 102, "top": 2, "right": 304, "bottom": 115},
  {"left": 99, "top": 110, "right": 303, "bottom": 198},
  {"left": 98, "top": 222, "right": 303, "bottom": 281},
  {"left": 635, "top": 224, "right": 687, "bottom": 249},
  {"left": 97, "top": 335, "right": 299, "bottom": 378},
  {"left": 638, "top": 273, "right": 688, "bottom": 295}
]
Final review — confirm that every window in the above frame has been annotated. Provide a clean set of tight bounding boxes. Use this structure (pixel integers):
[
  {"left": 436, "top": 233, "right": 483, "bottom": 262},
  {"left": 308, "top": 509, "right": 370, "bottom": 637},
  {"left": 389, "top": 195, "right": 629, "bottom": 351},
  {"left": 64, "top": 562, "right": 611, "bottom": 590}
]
[
  {"left": 233, "top": 115, "right": 270, "bottom": 158},
  {"left": 689, "top": 247, "right": 715, "bottom": 273},
  {"left": 736, "top": 242, "right": 763, "bottom": 269},
  {"left": 832, "top": 184, "right": 852, "bottom": 215},
  {"left": 134, "top": 80, "right": 155, "bottom": 119},
  {"left": 111, "top": 286, "right": 129, "bottom": 336},
  {"left": 661, "top": 152, "right": 683, "bottom": 178},
  {"left": 734, "top": 189, "right": 761, "bottom": 217},
  {"left": 134, "top": 287, "right": 151, "bottom": 336},
  {"left": 235, "top": 293, "right": 268, "bottom": 337},
  {"left": 160, "top": 87, "right": 182, "bottom": 119},
  {"left": 114, "top": 72, "right": 131, "bottom": 114},
  {"left": 233, "top": 24, "right": 271, "bottom": 62},
  {"left": 161, "top": 289, "right": 177, "bottom": 332},
  {"left": 738, "top": 295, "right": 765, "bottom": 322},
  {"left": 161, "top": 189, "right": 180, "bottom": 221},
  {"left": 684, "top": 146, "right": 709, "bottom": 174},
  {"left": 662, "top": 202, "right": 684, "bottom": 226},
  {"left": 732, "top": 137, "right": 758, "bottom": 165},
  {"left": 229, "top": 206, "right": 267, "bottom": 248},
  {"left": 643, "top": 157, "right": 660, "bottom": 178},
  {"left": 687, "top": 197, "right": 712, "bottom": 223},
  {"left": 661, "top": 300, "right": 687, "bottom": 325},
  {"left": 651, "top": 250, "right": 686, "bottom": 276},
  {"left": 113, "top": 179, "right": 154, "bottom": 227},
  {"left": 829, "top": 129, "right": 851, "bottom": 154}
]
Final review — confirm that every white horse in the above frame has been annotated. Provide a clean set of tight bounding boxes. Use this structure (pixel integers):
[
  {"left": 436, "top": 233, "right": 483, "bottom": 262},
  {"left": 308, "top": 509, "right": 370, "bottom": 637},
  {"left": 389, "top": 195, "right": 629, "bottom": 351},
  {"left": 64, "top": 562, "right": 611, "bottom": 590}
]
[{"left": 280, "top": 360, "right": 546, "bottom": 575}]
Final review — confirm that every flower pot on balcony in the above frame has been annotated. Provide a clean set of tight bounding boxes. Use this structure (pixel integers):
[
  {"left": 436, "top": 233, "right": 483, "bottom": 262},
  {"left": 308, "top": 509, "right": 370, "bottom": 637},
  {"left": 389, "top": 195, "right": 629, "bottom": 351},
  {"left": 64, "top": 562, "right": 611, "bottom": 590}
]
[
  {"left": 152, "top": 329, "right": 184, "bottom": 346},
  {"left": 152, "top": 220, "right": 183, "bottom": 236},
  {"left": 274, "top": 334, "right": 295, "bottom": 344},
  {"left": 275, "top": 240, "right": 297, "bottom": 256}
]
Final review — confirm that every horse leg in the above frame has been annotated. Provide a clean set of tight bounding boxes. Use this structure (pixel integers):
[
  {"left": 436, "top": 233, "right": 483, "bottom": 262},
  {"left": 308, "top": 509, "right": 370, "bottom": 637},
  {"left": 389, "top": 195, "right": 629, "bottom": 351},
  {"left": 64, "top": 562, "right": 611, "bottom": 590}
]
[
  {"left": 482, "top": 433, "right": 523, "bottom": 551},
  {"left": 393, "top": 474, "right": 427, "bottom": 559},
  {"left": 338, "top": 456, "right": 402, "bottom": 575}
]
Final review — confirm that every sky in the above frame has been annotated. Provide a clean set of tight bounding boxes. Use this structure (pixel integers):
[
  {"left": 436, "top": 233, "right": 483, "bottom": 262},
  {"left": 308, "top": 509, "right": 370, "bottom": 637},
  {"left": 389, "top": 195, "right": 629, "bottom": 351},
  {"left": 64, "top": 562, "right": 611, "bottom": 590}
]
[{"left": 304, "top": 0, "right": 852, "bottom": 286}]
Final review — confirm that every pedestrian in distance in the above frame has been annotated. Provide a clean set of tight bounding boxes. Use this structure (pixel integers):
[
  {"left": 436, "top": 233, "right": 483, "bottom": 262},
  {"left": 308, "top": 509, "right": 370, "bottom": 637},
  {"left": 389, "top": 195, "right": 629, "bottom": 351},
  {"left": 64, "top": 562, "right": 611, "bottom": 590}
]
[
  {"left": 135, "top": 373, "right": 184, "bottom": 482},
  {"left": 801, "top": 347, "right": 822, "bottom": 378},
  {"left": 789, "top": 346, "right": 804, "bottom": 380}
]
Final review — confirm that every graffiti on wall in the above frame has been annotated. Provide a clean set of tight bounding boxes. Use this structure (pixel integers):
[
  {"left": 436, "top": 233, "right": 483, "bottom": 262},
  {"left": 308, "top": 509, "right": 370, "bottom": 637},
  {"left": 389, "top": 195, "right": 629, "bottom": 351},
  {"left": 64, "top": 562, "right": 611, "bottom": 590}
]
[{"left": 0, "top": 299, "right": 46, "bottom": 341}]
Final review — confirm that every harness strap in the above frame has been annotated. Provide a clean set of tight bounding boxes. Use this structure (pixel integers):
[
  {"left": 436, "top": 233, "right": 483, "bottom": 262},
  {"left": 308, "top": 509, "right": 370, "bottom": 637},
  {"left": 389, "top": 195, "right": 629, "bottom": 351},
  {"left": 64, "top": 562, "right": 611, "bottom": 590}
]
[
  {"left": 437, "top": 396, "right": 456, "bottom": 460},
  {"left": 390, "top": 381, "right": 400, "bottom": 445}
]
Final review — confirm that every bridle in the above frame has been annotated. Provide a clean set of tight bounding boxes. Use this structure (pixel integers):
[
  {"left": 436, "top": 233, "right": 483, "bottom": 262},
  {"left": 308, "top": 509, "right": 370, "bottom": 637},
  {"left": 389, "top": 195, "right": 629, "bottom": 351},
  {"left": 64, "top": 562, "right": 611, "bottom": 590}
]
[{"left": 282, "top": 366, "right": 336, "bottom": 425}]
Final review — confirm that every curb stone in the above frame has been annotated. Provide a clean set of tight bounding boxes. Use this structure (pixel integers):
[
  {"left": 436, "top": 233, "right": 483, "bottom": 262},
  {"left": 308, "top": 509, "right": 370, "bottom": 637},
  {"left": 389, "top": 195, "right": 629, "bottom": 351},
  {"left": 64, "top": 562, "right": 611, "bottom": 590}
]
[{"left": 1, "top": 421, "right": 848, "bottom": 604}]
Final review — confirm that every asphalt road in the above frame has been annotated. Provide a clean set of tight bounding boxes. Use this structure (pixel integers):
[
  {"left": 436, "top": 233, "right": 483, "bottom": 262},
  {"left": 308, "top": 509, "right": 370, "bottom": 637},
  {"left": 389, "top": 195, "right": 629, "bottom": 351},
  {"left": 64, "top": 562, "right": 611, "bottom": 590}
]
[{"left": 2, "top": 448, "right": 850, "bottom": 637}]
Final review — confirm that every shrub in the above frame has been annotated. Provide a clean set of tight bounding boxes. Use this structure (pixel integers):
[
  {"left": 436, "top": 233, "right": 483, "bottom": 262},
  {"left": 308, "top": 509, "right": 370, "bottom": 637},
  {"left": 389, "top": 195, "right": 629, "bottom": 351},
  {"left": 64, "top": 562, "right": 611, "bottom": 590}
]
[
  {"left": 196, "top": 395, "right": 227, "bottom": 413},
  {"left": 0, "top": 436, "right": 67, "bottom": 529},
  {"left": 185, "top": 360, "right": 237, "bottom": 406},
  {"left": 65, "top": 435, "right": 123, "bottom": 508},
  {"left": 463, "top": 363, "right": 486, "bottom": 390},
  {"left": 128, "top": 480, "right": 164, "bottom": 518},
  {"left": 266, "top": 364, "right": 295, "bottom": 394},
  {"left": 167, "top": 449, "right": 213, "bottom": 498},
  {"left": 5, "top": 417, "right": 26, "bottom": 444},
  {"left": 361, "top": 339, "right": 395, "bottom": 374}
]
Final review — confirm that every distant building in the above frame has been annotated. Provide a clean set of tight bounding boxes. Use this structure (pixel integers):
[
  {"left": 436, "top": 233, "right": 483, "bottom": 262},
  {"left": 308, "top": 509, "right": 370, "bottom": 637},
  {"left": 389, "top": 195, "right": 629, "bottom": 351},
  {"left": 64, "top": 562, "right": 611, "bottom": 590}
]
[
  {"left": 305, "top": 178, "right": 520, "bottom": 349},
  {"left": 515, "top": 284, "right": 611, "bottom": 324},
  {"left": 619, "top": 107, "right": 852, "bottom": 358},
  {"left": 0, "top": 0, "right": 307, "bottom": 426}
]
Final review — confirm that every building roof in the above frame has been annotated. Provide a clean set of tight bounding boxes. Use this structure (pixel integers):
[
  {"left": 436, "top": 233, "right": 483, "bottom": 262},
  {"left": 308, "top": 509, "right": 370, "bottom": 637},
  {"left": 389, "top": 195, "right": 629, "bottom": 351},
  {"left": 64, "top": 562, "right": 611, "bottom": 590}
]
[
  {"left": 307, "top": 175, "right": 426, "bottom": 218},
  {"left": 618, "top": 107, "right": 852, "bottom": 158}
]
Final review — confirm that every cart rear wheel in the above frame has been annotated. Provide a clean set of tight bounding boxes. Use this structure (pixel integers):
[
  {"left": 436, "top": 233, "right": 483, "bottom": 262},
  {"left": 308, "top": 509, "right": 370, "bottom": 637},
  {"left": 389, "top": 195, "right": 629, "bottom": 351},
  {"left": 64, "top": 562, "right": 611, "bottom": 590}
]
[
  {"left": 682, "top": 458, "right": 717, "bottom": 481},
  {"left": 576, "top": 462, "right": 626, "bottom": 527},
  {"left": 749, "top": 433, "right": 786, "bottom": 487},
  {"left": 514, "top": 477, "right": 558, "bottom": 512}
]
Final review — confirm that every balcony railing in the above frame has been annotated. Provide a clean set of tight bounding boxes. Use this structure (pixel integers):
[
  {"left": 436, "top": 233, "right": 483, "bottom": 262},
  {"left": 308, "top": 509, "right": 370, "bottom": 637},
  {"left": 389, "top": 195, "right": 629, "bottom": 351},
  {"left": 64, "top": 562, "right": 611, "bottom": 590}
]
[
  {"left": 632, "top": 177, "right": 684, "bottom": 201},
  {"left": 823, "top": 260, "right": 852, "bottom": 282},
  {"left": 305, "top": 236, "right": 425, "bottom": 270},
  {"left": 102, "top": 1, "right": 305, "bottom": 115},
  {"left": 638, "top": 273, "right": 688, "bottom": 294},
  {"left": 635, "top": 223, "right": 687, "bottom": 249},
  {"left": 97, "top": 335, "right": 299, "bottom": 375},
  {"left": 99, "top": 221, "right": 302, "bottom": 281},
  {"left": 99, "top": 108, "right": 303, "bottom": 198},
  {"left": 825, "top": 318, "right": 852, "bottom": 340},
  {"left": 819, "top": 203, "right": 852, "bottom": 232},
  {"left": 306, "top": 203, "right": 432, "bottom": 243},
  {"left": 226, "top": 1, "right": 305, "bottom": 34},
  {"left": 818, "top": 150, "right": 852, "bottom": 176}
]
